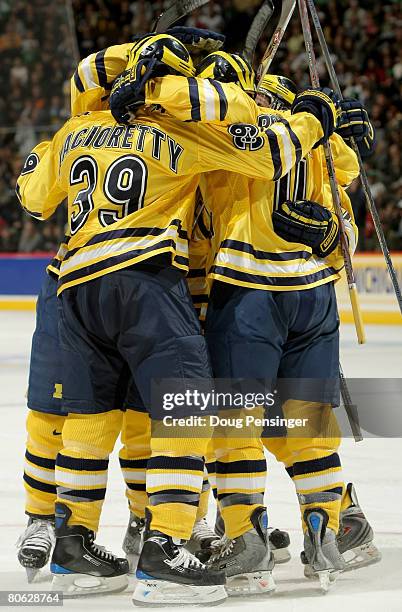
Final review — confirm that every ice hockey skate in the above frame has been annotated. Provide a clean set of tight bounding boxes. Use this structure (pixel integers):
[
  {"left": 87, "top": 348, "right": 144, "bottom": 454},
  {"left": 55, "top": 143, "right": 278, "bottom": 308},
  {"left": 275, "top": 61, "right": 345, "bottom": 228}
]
[
  {"left": 208, "top": 506, "right": 275, "bottom": 596},
  {"left": 122, "top": 511, "right": 145, "bottom": 572},
  {"left": 50, "top": 503, "right": 129, "bottom": 597},
  {"left": 17, "top": 517, "right": 55, "bottom": 583},
  {"left": 186, "top": 517, "right": 221, "bottom": 562},
  {"left": 133, "top": 510, "right": 227, "bottom": 606},
  {"left": 303, "top": 508, "right": 346, "bottom": 592},
  {"left": 215, "top": 506, "right": 290, "bottom": 564},
  {"left": 303, "top": 483, "right": 381, "bottom": 578}
]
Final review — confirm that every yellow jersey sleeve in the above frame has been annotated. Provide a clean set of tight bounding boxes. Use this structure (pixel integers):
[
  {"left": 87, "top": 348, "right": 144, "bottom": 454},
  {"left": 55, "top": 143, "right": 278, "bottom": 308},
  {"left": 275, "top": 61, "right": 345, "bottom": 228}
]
[
  {"left": 16, "top": 138, "right": 66, "bottom": 220},
  {"left": 326, "top": 133, "right": 359, "bottom": 187},
  {"left": 145, "top": 76, "right": 260, "bottom": 124},
  {"left": 71, "top": 44, "right": 132, "bottom": 115},
  {"left": 196, "top": 113, "right": 324, "bottom": 182}
]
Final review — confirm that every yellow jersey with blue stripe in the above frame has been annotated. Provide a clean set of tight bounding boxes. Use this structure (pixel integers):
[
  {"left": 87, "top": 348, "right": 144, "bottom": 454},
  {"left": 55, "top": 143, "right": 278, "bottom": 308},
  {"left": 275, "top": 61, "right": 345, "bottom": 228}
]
[
  {"left": 140, "top": 79, "right": 359, "bottom": 291},
  {"left": 16, "top": 108, "right": 325, "bottom": 295}
]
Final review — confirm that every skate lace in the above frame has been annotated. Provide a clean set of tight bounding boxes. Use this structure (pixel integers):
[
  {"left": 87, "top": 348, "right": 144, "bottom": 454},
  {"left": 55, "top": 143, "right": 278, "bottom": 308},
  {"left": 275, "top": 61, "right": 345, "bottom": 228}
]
[
  {"left": 166, "top": 546, "right": 206, "bottom": 571},
  {"left": 191, "top": 518, "right": 219, "bottom": 543},
  {"left": 88, "top": 532, "right": 118, "bottom": 562},
  {"left": 16, "top": 520, "right": 55, "bottom": 551},
  {"left": 209, "top": 535, "right": 234, "bottom": 562}
]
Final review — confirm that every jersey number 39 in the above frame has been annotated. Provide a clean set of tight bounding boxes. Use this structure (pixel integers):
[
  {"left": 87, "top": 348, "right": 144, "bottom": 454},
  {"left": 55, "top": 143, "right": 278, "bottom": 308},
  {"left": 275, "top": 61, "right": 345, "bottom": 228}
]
[{"left": 70, "top": 154, "right": 148, "bottom": 235}]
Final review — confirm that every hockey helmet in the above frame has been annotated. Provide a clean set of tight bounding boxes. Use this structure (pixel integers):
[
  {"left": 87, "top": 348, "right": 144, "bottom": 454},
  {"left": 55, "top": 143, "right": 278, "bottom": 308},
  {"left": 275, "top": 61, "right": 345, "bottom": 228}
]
[
  {"left": 127, "top": 33, "right": 196, "bottom": 78},
  {"left": 196, "top": 52, "right": 256, "bottom": 96},
  {"left": 257, "top": 75, "right": 297, "bottom": 110}
]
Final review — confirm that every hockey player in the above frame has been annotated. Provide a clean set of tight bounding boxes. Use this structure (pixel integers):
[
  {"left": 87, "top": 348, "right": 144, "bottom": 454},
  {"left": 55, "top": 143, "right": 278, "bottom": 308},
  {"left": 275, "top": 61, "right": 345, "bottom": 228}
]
[
  {"left": 16, "top": 34, "right": 338, "bottom": 605},
  {"left": 255, "top": 75, "right": 380, "bottom": 578},
  {"left": 16, "top": 27, "right": 226, "bottom": 583},
  {"left": 110, "top": 54, "right": 378, "bottom": 591},
  {"left": 16, "top": 242, "right": 68, "bottom": 582}
]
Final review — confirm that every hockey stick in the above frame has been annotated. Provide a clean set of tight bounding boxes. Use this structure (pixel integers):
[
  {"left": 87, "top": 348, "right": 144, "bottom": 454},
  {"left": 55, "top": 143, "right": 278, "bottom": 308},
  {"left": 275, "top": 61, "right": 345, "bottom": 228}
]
[
  {"left": 154, "top": 0, "right": 210, "bottom": 33},
  {"left": 339, "top": 362, "right": 363, "bottom": 442},
  {"left": 243, "top": 0, "right": 275, "bottom": 64},
  {"left": 306, "top": 0, "right": 402, "bottom": 316},
  {"left": 298, "top": 0, "right": 365, "bottom": 344},
  {"left": 257, "top": 0, "right": 296, "bottom": 89}
]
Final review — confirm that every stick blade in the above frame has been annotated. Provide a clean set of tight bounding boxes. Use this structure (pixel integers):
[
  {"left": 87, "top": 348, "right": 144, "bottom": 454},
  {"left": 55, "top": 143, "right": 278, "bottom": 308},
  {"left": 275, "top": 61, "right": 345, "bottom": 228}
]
[
  {"left": 155, "top": 0, "right": 210, "bottom": 33},
  {"left": 243, "top": 0, "right": 275, "bottom": 63}
]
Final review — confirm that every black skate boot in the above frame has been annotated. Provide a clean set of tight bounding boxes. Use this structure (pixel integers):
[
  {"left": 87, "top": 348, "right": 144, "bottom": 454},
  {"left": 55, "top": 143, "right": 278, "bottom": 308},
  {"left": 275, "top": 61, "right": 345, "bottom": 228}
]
[
  {"left": 17, "top": 516, "right": 55, "bottom": 583},
  {"left": 208, "top": 506, "right": 276, "bottom": 596},
  {"left": 133, "top": 510, "right": 227, "bottom": 606},
  {"left": 50, "top": 503, "right": 129, "bottom": 597},
  {"left": 122, "top": 511, "right": 145, "bottom": 573},
  {"left": 215, "top": 506, "right": 290, "bottom": 565}
]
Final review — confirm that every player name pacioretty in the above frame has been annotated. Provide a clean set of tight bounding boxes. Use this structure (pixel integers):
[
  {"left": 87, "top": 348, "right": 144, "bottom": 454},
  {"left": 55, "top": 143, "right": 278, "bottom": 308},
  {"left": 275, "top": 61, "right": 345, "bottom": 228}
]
[{"left": 59, "top": 124, "right": 184, "bottom": 173}]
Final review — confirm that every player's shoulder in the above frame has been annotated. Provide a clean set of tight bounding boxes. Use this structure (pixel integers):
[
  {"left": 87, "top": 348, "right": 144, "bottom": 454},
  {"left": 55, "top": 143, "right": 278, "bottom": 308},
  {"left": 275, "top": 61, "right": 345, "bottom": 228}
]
[{"left": 66, "top": 110, "right": 114, "bottom": 128}]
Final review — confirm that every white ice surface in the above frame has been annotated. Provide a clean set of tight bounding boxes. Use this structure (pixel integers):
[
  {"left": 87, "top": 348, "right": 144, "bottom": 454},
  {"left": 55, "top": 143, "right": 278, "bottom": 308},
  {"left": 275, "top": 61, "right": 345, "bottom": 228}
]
[{"left": 0, "top": 311, "right": 401, "bottom": 611}]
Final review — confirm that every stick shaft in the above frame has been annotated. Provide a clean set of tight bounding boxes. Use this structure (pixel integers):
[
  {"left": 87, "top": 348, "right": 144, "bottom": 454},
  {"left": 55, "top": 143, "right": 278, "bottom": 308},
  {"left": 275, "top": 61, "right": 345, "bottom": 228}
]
[
  {"left": 306, "top": 0, "right": 402, "bottom": 315},
  {"left": 257, "top": 0, "right": 296, "bottom": 89},
  {"left": 298, "top": 0, "right": 365, "bottom": 344},
  {"left": 339, "top": 363, "right": 363, "bottom": 442}
]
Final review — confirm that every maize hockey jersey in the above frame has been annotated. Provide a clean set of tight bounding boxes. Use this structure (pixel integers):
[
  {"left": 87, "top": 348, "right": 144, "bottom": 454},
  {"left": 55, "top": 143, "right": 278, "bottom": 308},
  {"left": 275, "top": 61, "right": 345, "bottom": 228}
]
[
  {"left": 16, "top": 108, "right": 325, "bottom": 295},
  {"left": 142, "top": 79, "right": 359, "bottom": 291}
]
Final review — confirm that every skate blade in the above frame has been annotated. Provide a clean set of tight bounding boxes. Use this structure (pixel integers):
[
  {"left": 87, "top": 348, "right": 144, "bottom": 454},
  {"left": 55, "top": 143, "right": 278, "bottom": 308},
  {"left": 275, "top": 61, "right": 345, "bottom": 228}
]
[
  {"left": 272, "top": 547, "right": 291, "bottom": 564},
  {"left": 317, "top": 570, "right": 339, "bottom": 593},
  {"left": 126, "top": 553, "right": 140, "bottom": 575},
  {"left": 51, "top": 573, "right": 128, "bottom": 598},
  {"left": 342, "top": 542, "right": 382, "bottom": 572},
  {"left": 226, "top": 571, "right": 276, "bottom": 597},
  {"left": 133, "top": 580, "right": 227, "bottom": 607},
  {"left": 26, "top": 568, "right": 40, "bottom": 584}
]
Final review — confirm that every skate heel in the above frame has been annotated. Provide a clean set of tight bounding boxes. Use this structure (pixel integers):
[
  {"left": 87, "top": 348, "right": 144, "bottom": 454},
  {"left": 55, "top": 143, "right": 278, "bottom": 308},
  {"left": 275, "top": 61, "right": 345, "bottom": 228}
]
[
  {"left": 51, "top": 570, "right": 128, "bottom": 598},
  {"left": 226, "top": 568, "right": 276, "bottom": 596},
  {"left": 133, "top": 575, "right": 227, "bottom": 606}
]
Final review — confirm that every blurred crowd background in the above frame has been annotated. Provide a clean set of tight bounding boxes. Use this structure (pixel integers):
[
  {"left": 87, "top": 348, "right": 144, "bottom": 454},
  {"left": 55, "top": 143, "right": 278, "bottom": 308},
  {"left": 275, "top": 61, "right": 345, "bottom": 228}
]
[{"left": 0, "top": 0, "right": 401, "bottom": 253}]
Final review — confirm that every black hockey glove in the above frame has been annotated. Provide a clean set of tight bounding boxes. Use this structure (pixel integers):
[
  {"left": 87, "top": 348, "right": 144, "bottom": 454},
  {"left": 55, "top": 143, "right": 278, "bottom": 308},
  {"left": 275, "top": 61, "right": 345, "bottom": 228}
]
[
  {"left": 291, "top": 87, "right": 340, "bottom": 147},
  {"left": 132, "top": 27, "right": 225, "bottom": 54},
  {"left": 336, "top": 98, "right": 376, "bottom": 158},
  {"left": 167, "top": 27, "right": 225, "bottom": 53},
  {"left": 272, "top": 199, "right": 340, "bottom": 258},
  {"left": 110, "top": 58, "right": 158, "bottom": 124}
]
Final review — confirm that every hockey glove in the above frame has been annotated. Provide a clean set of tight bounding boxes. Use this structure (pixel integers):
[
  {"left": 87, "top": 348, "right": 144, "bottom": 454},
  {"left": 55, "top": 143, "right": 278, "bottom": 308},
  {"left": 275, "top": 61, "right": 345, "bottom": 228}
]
[
  {"left": 110, "top": 58, "right": 158, "bottom": 124},
  {"left": 132, "top": 28, "right": 225, "bottom": 54},
  {"left": 167, "top": 27, "right": 225, "bottom": 54},
  {"left": 291, "top": 87, "right": 340, "bottom": 147},
  {"left": 272, "top": 199, "right": 340, "bottom": 258},
  {"left": 337, "top": 98, "right": 376, "bottom": 158}
]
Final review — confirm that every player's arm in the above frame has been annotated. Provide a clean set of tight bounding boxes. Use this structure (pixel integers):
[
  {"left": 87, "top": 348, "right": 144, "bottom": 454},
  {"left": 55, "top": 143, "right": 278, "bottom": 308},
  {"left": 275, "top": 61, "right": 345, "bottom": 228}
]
[
  {"left": 196, "top": 111, "right": 326, "bottom": 182},
  {"left": 16, "top": 138, "right": 66, "bottom": 220},
  {"left": 71, "top": 43, "right": 132, "bottom": 115},
  {"left": 144, "top": 75, "right": 260, "bottom": 124},
  {"left": 326, "top": 132, "right": 359, "bottom": 187}
]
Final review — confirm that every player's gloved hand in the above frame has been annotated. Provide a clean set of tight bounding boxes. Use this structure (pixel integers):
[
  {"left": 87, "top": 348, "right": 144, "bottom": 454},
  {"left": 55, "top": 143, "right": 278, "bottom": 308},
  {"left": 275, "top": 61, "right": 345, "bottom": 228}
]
[
  {"left": 272, "top": 199, "right": 340, "bottom": 258},
  {"left": 337, "top": 98, "right": 370, "bottom": 140},
  {"left": 167, "top": 27, "right": 225, "bottom": 53},
  {"left": 132, "top": 28, "right": 225, "bottom": 54},
  {"left": 110, "top": 58, "right": 158, "bottom": 124},
  {"left": 336, "top": 98, "right": 376, "bottom": 157},
  {"left": 291, "top": 87, "right": 340, "bottom": 147}
]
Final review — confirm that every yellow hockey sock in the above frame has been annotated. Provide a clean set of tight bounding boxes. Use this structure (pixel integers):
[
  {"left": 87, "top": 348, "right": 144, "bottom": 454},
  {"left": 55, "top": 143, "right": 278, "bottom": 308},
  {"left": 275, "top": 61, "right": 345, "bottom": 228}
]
[
  {"left": 24, "top": 410, "right": 66, "bottom": 517},
  {"left": 55, "top": 410, "right": 122, "bottom": 532}
]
